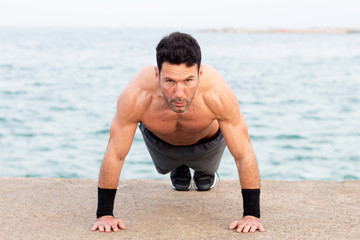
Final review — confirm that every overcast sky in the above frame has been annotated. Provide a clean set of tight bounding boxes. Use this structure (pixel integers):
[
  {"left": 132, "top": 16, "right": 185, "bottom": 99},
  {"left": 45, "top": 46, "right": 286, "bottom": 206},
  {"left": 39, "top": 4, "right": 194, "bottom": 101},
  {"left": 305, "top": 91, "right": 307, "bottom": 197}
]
[{"left": 0, "top": 0, "right": 359, "bottom": 28}]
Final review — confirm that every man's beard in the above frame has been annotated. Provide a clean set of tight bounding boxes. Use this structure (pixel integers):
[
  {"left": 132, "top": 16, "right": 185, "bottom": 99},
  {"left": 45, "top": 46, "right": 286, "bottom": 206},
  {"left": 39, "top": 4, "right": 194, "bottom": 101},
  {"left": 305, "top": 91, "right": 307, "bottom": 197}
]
[
  {"left": 166, "top": 97, "right": 191, "bottom": 113},
  {"left": 160, "top": 83, "right": 198, "bottom": 113}
]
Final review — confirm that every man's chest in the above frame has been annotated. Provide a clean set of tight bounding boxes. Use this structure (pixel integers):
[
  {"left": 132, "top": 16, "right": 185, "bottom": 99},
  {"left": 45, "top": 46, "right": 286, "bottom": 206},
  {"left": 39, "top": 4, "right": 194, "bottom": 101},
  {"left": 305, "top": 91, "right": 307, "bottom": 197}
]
[{"left": 140, "top": 103, "right": 217, "bottom": 141}]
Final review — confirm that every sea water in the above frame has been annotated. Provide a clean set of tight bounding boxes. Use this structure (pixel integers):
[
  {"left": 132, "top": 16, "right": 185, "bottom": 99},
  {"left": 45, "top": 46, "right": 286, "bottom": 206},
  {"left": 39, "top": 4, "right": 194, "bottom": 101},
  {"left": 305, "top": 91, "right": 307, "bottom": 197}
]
[{"left": 0, "top": 27, "right": 359, "bottom": 180}]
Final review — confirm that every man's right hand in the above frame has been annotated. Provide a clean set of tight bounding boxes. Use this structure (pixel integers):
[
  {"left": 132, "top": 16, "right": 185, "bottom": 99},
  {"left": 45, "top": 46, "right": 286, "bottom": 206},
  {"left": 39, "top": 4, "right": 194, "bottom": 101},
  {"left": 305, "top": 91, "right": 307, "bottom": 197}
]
[{"left": 91, "top": 216, "right": 125, "bottom": 232}]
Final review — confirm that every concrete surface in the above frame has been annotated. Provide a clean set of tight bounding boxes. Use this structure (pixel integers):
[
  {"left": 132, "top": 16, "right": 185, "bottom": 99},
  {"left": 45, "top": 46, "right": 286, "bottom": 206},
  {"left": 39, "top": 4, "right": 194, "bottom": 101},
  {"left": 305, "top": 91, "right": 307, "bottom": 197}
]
[{"left": 0, "top": 178, "right": 359, "bottom": 240}]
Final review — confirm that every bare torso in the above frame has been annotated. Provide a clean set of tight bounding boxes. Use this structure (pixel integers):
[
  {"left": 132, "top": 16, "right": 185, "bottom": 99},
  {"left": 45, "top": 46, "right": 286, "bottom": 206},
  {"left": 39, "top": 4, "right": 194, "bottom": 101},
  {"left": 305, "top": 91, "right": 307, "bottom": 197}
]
[
  {"left": 122, "top": 64, "right": 228, "bottom": 145},
  {"left": 141, "top": 98, "right": 220, "bottom": 145}
]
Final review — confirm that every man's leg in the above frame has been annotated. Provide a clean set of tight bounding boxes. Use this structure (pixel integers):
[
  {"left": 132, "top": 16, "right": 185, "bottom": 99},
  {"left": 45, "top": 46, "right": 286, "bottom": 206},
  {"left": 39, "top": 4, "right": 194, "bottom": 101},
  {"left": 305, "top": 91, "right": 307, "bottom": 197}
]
[
  {"left": 170, "top": 165, "right": 192, "bottom": 191},
  {"left": 168, "top": 129, "right": 226, "bottom": 191},
  {"left": 139, "top": 123, "right": 192, "bottom": 190},
  {"left": 184, "top": 129, "right": 226, "bottom": 191},
  {"left": 139, "top": 123, "right": 182, "bottom": 173},
  {"left": 139, "top": 123, "right": 226, "bottom": 191}
]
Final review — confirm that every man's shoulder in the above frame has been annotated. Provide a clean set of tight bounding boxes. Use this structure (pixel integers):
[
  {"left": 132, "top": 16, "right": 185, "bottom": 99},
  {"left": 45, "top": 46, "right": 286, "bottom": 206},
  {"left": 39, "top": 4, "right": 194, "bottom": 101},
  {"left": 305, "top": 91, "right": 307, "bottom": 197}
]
[
  {"left": 129, "top": 65, "right": 156, "bottom": 86},
  {"left": 116, "top": 65, "right": 157, "bottom": 117},
  {"left": 199, "top": 64, "right": 239, "bottom": 118},
  {"left": 122, "top": 65, "right": 157, "bottom": 94},
  {"left": 200, "top": 64, "right": 228, "bottom": 89},
  {"left": 201, "top": 64, "right": 218, "bottom": 77},
  {"left": 200, "top": 64, "right": 233, "bottom": 94}
]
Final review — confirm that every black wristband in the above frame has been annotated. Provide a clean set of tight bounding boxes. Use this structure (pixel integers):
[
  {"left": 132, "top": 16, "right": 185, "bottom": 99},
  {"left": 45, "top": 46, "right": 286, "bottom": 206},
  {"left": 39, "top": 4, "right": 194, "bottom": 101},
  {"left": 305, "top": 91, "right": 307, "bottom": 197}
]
[
  {"left": 242, "top": 189, "right": 260, "bottom": 218},
  {"left": 96, "top": 187, "right": 117, "bottom": 219}
]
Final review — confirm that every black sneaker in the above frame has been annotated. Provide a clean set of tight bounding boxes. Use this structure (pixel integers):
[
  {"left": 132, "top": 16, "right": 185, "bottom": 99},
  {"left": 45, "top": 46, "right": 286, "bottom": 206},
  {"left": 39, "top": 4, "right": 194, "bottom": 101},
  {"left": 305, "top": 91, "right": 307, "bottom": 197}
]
[
  {"left": 193, "top": 171, "right": 216, "bottom": 191},
  {"left": 170, "top": 165, "right": 191, "bottom": 191}
]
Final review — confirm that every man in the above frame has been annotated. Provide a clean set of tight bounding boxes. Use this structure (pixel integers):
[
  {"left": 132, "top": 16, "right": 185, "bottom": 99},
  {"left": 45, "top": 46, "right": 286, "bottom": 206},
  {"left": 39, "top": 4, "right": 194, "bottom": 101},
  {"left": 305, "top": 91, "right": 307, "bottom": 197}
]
[{"left": 91, "top": 32, "right": 264, "bottom": 233}]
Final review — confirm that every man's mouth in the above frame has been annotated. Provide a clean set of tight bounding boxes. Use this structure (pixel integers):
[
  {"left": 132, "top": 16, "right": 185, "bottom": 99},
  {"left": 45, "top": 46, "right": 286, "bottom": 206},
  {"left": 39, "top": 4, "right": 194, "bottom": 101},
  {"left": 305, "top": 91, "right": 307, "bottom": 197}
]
[{"left": 174, "top": 102, "right": 185, "bottom": 107}]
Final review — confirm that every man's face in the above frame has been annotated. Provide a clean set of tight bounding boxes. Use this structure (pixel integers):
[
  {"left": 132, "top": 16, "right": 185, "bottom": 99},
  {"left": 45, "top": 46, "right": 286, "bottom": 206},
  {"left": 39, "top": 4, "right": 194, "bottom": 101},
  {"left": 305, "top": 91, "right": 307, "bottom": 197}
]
[{"left": 156, "top": 62, "right": 201, "bottom": 113}]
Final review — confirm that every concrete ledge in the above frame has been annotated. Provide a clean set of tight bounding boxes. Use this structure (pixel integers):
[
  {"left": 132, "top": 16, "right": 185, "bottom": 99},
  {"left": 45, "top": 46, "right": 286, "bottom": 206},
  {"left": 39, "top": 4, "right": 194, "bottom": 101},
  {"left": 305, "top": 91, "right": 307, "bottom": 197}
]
[{"left": 0, "top": 178, "right": 359, "bottom": 240}]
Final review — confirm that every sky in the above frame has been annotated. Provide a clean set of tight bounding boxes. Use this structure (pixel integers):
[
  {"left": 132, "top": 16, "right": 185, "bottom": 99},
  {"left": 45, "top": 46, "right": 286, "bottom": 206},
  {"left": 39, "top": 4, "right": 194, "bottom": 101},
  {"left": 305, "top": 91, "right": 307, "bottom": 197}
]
[{"left": 0, "top": 0, "right": 359, "bottom": 28}]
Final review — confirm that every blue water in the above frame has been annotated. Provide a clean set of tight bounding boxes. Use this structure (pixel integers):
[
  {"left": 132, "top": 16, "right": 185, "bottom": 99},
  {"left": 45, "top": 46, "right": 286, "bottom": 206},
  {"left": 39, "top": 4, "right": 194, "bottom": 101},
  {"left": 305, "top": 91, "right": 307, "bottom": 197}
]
[{"left": 0, "top": 27, "right": 359, "bottom": 181}]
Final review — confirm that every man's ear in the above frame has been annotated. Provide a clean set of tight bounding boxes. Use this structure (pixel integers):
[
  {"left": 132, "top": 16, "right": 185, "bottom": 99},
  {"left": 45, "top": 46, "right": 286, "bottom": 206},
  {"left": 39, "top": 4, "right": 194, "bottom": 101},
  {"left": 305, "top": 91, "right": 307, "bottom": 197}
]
[
  {"left": 154, "top": 66, "right": 159, "bottom": 79},
  {"left": 199, "top": 64, "right": 203, "bottom": 78}
]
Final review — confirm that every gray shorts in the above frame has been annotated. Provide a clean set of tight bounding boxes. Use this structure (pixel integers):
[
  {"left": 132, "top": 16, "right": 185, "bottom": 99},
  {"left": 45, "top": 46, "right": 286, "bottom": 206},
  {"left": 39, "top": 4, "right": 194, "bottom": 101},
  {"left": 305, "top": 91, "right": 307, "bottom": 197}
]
[{"left": 139, "top": 122, "right": 226, "bottom": 175}]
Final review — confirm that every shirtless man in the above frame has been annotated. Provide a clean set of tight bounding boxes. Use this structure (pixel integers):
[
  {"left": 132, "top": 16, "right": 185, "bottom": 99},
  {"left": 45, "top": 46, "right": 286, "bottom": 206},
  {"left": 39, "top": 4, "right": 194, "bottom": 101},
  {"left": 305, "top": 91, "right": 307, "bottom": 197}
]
[{"left": 91, "top": 32, "right": 264, "bottom": 233}]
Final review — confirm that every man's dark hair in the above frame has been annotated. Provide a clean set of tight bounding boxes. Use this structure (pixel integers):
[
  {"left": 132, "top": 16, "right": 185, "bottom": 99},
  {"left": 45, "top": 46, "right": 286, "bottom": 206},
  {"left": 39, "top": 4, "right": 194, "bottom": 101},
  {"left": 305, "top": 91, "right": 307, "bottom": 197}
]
[{"left": 156, "top": 32, "right": 201, "bottom": 73}]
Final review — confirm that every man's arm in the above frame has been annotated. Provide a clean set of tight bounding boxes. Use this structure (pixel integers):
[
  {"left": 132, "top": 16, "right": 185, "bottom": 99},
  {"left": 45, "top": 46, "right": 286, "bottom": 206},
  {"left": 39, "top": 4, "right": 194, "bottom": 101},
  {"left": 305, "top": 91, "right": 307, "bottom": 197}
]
[
  {"left": 218, "top": 101, "right": 264, "bottom": 233},
  {"left": 91, "top": 88, "right": 140, "bottom": 233},
  {"left": 218, "top": 106, "right": 260, "bottom": 189},
  {"left": 98, "top": 113, "right": 138, "bottom": 189},
  {"left": 205, "top": 71, "right": 263, "bottom": 233}
]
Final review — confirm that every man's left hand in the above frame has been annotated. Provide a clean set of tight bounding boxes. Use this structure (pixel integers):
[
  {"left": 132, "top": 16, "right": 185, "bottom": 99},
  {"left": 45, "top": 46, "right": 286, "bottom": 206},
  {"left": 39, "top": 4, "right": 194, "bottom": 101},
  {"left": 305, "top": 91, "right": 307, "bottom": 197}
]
[{"left": 229, "top": 216, "right": 264, "bottom": 233}]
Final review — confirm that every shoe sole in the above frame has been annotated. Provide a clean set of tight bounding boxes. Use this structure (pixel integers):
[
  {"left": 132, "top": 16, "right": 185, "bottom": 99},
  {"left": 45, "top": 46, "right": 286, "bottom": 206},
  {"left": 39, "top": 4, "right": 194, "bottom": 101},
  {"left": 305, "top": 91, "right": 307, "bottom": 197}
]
[
  {"left": 194, "top": 174, "right": 217, "bottom": 191},
  {"left": 170, "top": 181, "right": 191, "bottom": 191}
]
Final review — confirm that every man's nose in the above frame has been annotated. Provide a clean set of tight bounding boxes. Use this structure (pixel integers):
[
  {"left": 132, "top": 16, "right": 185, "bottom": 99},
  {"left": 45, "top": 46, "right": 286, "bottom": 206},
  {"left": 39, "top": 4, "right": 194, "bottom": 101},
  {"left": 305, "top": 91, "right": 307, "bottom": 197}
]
[{"left": 174, "top": 83, "right": 184, "bottom": 99}]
